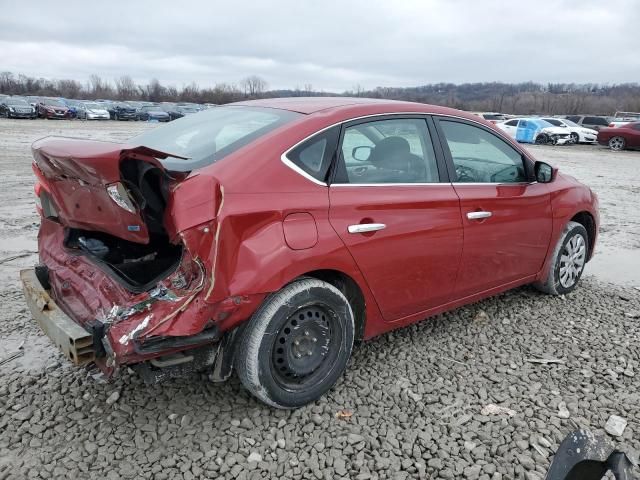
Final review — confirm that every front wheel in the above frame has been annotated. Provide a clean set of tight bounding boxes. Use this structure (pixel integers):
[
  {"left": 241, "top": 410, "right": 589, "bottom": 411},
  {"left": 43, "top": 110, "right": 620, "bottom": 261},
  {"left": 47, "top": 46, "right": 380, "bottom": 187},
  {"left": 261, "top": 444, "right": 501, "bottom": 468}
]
[
  {"left": 535, "top": 221, "right": 588, "bottom": 295},
  {"left": 236, "top": 278, "right": 355, "bottom": 409},
  {"left": 535, "top": 133, "right": 549, "bottom": 145},
  {"left": 570, "top": 132, "right": 579, "bottom": 144},
  {"left": 608, "top": 136, "right": 626, "bottom": 151}
]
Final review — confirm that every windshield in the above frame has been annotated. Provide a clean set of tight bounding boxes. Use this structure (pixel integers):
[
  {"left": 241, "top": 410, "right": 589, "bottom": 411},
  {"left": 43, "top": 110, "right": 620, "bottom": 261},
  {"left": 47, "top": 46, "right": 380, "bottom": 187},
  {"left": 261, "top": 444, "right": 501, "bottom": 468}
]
[
  {"left": 84, "top": 103, "right": 102, "bottom": 110},
  {"left": 45, "top": 100, "right": 66, "bottom": 107},
  {"left": 130, "top": 106, "right": 302, "bottom": 171},
  {"left": 7, "top": 99, "right": 29, "bottom": 106},
  {"left": 143, "top": 106, "right": 162, "bottom": 112},
  {"left": 543, "top": 118, "right": 563, "bottom": 127},
  {"left": 562, "top": 119, "right": 580, "bottom": 127}
]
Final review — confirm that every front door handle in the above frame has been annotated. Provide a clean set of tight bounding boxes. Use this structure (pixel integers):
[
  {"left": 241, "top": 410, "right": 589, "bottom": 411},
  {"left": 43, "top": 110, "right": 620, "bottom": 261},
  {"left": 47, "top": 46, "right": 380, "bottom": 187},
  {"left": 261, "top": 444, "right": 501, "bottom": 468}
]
[
  {"left": 348, "top": 223, "right": 386, "bottom": 234},
  {"left": 467, "top": 211, "right": 492, "bottom": 220}
]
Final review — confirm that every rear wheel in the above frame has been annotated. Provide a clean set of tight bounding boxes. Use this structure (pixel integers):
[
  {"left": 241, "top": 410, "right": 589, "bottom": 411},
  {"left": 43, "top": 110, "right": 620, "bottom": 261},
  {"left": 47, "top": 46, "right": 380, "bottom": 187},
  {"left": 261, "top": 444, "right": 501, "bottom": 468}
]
[
  {"left": 608, "top": 136, "right": 626, "bottom": 151},
  {"left": 236, "top": 278, "right": 355, "bottom": 409},
  {"left": 535, "top": 221, "right": 588, "bottom": 295}
]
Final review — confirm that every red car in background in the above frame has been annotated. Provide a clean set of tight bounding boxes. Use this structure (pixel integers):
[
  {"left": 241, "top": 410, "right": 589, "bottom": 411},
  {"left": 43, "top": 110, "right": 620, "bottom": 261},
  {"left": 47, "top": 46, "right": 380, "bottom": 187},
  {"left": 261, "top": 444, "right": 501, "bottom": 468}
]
[
  {"left": 597, "top": 122, "right": 640, "bottom": 150},
  {"left": 21, "top": 98, "right": 599, "bottom": 408},
  {"left": 36, "top": 98, "right": 71, "bottom": 119}
]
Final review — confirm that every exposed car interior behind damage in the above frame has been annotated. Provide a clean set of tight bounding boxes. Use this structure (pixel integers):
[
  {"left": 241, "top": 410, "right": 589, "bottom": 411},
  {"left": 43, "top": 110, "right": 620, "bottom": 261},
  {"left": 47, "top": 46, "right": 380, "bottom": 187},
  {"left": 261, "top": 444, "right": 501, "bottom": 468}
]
[
  {"left": 65, "top": 229, "right": 182, "bottom": 292},
  {"left": 66, "top": 157, "right": 183, "bottom": 292}
]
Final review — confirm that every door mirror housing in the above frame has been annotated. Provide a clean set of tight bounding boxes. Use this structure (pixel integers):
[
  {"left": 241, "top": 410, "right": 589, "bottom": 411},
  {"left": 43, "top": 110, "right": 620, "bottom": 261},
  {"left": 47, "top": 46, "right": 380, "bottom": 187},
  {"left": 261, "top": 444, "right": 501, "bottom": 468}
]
[{"left": 535, "top": 161, "right": 557, "bottom": 183}]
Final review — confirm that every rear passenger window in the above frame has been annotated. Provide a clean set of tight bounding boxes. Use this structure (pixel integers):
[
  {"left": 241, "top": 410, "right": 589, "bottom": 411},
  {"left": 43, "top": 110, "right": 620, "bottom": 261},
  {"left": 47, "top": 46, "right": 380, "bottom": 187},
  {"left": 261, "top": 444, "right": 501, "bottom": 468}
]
[
  {"left": 286, "top": 127, "right": 339, "bottom": 182},
  {"left": 336, "top": 118, "right": 439, "bottom": 184}
]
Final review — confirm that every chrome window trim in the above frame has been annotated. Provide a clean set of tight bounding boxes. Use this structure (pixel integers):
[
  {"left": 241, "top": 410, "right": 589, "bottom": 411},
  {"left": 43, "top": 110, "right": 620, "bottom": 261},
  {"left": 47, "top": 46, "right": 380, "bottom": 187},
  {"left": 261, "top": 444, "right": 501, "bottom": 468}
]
[
  {"left": 451, "top": 181, "right": 537, "bottom": 186},
  {"left": 280, "top": 111, "right": 527, "bottom": 186},
  {"left": 331, "top": 182, "right": 445, "bottom": 187}
]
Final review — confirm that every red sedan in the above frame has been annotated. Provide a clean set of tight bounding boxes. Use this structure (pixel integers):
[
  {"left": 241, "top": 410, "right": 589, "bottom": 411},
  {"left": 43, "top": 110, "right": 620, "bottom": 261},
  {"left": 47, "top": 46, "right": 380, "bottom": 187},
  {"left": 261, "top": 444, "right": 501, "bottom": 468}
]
[
  {"left": 21, "top": 98, "right": 599, "bottom": 408},
  {"left": 597, "top": 121, "right": 640, "bottom": 150}
]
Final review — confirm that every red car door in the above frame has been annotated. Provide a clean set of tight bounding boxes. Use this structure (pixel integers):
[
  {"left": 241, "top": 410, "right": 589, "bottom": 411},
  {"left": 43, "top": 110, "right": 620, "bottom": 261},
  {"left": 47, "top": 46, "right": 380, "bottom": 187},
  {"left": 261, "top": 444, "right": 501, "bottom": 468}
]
[
  {"left": 434, "top": 118, "right": 553, "bottom": 298},
  {"left": 328, "top": 117, "right": 463, "bottom": 321},
  {"left": 629, "top": 123, "right": 640, "bottom": 147}
]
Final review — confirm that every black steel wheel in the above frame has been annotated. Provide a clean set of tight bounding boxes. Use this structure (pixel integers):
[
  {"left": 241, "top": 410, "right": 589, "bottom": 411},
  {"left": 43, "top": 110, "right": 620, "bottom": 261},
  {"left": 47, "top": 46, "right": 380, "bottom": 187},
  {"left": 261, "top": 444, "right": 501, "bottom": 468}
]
[{"left": 236, "top": 278, "right": 355, "bottom": 409}]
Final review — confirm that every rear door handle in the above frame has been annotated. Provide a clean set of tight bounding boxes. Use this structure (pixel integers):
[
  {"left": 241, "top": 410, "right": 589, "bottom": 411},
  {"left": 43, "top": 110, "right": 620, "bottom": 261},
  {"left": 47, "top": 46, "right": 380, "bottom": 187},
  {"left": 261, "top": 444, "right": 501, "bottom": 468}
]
[
  {"left": 348, "top": 223, "right": 386, "bottom": 234},
  {"left": 466, "top": 211, "right": 492, "bottom": 220}
]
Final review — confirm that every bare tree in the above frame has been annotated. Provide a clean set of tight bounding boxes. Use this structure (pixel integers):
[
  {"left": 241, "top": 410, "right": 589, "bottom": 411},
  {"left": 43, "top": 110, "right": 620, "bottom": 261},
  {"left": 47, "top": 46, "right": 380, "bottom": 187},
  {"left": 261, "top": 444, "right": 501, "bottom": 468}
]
[
  {"left": 241, "top": 75, "right": 267, "bottom": 98},
  {"left": 87, "top": 74, "right": 112, "bottom": 98},
  {"left": 114, "top": 75, "right": 137, "bottom": 100},
  {"left": 145, "top": 78, "right": 165, "bottom": 102}
]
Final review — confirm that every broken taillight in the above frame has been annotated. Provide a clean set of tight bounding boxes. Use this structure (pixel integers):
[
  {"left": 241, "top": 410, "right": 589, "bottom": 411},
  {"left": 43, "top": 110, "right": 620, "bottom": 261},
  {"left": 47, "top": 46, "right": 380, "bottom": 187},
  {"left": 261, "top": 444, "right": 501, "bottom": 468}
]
[
  {"left": 34, "top": 183, "right": 58, "bottom": 219},
  {"left": 107, "top": 182, "right": 137, "bottom": 213}
]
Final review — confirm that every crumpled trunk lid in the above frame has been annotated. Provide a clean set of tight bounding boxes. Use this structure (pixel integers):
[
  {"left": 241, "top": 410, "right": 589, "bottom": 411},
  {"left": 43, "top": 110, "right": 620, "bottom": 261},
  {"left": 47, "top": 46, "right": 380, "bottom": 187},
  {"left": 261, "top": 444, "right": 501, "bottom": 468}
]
[{"left": 31, "top": 137, "right": 185, "bottom": 244}]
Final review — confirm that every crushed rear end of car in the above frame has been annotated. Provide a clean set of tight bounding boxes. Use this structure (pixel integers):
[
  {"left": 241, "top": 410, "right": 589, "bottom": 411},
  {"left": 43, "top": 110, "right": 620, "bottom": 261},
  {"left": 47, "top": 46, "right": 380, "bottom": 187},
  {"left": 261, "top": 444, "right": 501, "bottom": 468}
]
[{"left": 20, "top": 137, "right": 258, "bottom": 381}]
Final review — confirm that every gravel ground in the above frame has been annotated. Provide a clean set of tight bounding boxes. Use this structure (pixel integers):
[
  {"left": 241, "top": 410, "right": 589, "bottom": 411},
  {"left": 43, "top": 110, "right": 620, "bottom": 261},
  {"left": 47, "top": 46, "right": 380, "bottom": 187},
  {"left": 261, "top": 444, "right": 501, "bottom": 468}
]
[{"left": 0, "top": 119, "right": 639, "bottom": 479}]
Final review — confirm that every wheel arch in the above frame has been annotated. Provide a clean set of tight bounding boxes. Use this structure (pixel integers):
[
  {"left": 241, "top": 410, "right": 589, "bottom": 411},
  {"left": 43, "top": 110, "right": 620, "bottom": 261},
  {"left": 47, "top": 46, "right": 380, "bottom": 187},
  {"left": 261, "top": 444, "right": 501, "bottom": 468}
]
[
  {"left": 299, "top": 269, "right": 367, "bottom": 342},
  {"left": 570, "top": 211, "right": 596, "bottom": 260}
]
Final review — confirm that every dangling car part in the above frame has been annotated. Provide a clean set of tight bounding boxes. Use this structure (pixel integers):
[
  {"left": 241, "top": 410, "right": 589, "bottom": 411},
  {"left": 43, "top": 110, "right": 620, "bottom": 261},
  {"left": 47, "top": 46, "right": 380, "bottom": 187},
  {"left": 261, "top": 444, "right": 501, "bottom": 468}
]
[
  {"left": 545, "top": 430, "right": 636, "bottom": 480},
  {"left": 21, "top": 99, "right": 599, "bottom": 408}
]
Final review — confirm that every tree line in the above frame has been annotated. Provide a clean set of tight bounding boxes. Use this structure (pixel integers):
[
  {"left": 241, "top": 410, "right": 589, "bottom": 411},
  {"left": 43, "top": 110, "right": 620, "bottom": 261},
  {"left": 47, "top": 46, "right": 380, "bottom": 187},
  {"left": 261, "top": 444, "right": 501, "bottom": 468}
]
[{"left": 1, "top": 71, "right": 639, "bottom": 115}]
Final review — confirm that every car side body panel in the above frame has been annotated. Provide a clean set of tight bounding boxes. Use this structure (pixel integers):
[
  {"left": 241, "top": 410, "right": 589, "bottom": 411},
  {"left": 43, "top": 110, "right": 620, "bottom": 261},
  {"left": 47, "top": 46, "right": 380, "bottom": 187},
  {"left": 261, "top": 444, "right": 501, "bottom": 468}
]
[{"left": 23, "top": 98, "right": 600, "bottom": 373}]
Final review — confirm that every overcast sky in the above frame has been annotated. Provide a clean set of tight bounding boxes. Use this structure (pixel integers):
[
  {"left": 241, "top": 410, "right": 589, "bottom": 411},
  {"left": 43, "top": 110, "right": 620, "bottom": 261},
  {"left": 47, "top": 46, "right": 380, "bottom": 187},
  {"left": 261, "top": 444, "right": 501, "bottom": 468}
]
[{"left": 1, "top": 0, "right": 638, "bottom": 92}]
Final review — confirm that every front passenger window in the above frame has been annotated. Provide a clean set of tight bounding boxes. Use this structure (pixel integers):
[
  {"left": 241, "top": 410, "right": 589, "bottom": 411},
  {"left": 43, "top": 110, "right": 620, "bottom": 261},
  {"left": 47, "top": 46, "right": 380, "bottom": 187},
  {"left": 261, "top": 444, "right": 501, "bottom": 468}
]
[{"left": 439, "top": 120, "right": 528, "bottom": 183}]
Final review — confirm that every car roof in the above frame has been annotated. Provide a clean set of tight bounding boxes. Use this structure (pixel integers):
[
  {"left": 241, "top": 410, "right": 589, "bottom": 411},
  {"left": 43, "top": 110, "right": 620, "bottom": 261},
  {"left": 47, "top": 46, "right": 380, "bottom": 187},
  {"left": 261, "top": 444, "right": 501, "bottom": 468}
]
[{"left": 231, "top": 96, "right": 468, "bottom": 117}]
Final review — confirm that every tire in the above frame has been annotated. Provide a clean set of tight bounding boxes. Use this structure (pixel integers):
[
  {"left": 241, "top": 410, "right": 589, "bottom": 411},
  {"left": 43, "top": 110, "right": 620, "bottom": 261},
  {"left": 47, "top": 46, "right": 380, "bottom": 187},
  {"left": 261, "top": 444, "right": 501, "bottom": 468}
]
[
  {"left": 535, "top": 134, "right": 549, "bottom": 145},
  {"left": 608, "top": 136, "right": 626, "bottom": 151},
  {"left": 236, "top": 278, "right": 355, "bottom": 409},
  {"left": 535, "top": 221, "right": 589, "bottom": 295},
  {"left": 114, "top": 113, "right": 119, "bottom": 121},
  {"left": 570, "top": 132, "right": 579, "bottom": 144}
]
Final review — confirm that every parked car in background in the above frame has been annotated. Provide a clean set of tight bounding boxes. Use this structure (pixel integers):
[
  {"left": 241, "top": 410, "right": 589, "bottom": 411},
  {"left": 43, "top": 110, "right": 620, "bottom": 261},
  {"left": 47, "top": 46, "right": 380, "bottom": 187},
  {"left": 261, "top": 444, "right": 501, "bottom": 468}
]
[
  {"left": 76, "top": 102, "right": 111, "bottom": 120},
  {"left": 21, "top": 98, "right": 599, "bottom": 408},
  {"left": 0, "top": 96, "right": 37, "bottom": 119},
  {"left": 111, "top": 102, "right": 139, "bottom": 121},
  {"left": 475, "top": 112, "right": 510, "bottom": 124},
  {"left": 607, "top": 112, "right": 640, "bottom": 128},
  {"left": 36, "top": 98, "right": 71, "bottom": 119},
  {"left": 177, "top": 105, "right": 201, "bottom": 116},
  {"left": 597, "top": 122, "right": 640, "bottom": 151},
  {"left": 541, "top": 118, "right": 598, "bottom": 144},
  {"left": 138, "top": 105, "right": 170, "bottom": 122},
  {"left": 160, "top": 104, "right": 184, "bottom": 121},
  {"left": 564, "top": 115, "right": 611, "bottom": 131},
  {"left": 498, "top": 118, "right": 571, "bottom": 144}
]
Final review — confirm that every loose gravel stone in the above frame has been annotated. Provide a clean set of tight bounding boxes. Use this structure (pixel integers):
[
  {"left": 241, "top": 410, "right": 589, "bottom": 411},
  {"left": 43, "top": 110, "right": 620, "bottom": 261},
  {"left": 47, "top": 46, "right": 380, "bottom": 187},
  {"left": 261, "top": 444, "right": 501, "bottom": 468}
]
[{"left": 604, "top": 415, "right": 628, "bottom": 437}]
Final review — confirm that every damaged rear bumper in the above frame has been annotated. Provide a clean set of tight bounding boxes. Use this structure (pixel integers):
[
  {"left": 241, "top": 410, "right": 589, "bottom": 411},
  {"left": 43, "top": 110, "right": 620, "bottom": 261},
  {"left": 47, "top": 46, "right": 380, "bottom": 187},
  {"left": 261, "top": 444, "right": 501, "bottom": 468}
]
[{"left": 20, "top": 268, "right": 95, "bottom": 365}]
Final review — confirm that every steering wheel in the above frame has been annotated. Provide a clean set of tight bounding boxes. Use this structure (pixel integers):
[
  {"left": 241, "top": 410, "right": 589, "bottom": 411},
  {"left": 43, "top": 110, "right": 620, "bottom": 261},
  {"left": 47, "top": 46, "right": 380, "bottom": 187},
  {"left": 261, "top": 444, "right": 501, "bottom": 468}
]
[{"left": 455, "top": 164, "right": 477, "bottom": 182}]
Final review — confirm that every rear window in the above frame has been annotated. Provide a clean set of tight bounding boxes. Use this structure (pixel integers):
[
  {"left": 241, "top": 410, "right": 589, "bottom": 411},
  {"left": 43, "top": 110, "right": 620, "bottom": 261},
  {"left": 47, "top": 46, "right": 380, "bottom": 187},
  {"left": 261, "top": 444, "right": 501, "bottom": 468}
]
[{"left": 131, "top": 106, "right": 302, "bottom": 171}]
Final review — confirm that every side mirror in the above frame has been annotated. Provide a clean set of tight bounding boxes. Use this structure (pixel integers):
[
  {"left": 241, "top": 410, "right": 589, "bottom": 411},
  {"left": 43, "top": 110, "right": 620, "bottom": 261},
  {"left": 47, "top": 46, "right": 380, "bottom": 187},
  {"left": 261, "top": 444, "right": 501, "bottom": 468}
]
[
  {"left": 352, "top": 145, "right": 373, "bottom": 162},
  {"left": 535, "top": 161, "right": 557, "bottom": 183}
]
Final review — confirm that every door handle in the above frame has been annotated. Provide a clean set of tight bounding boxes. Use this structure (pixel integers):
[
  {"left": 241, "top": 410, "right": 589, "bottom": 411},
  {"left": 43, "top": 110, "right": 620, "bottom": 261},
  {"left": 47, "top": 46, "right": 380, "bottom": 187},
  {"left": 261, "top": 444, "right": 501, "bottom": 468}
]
[
  {"left": 466, "top": 211, "right": 492, "bottom": 220},
  {"left": 348, "top": 223, "right": 386, "bottom": 234}
]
